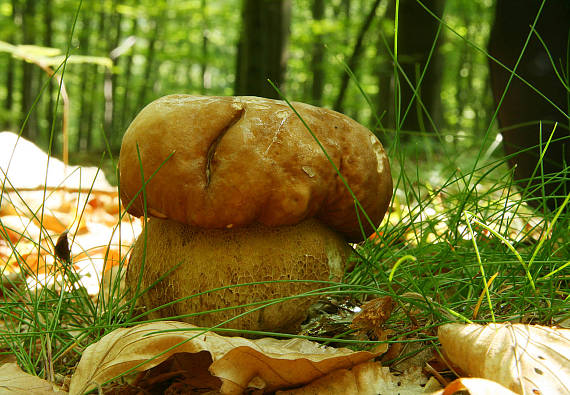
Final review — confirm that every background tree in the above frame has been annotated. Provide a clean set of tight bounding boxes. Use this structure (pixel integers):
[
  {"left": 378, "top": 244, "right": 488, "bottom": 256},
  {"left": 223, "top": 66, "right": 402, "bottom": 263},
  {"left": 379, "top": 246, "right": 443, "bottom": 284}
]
[
  {"left": 333, "top": 0, "right": 383, "bottom": 113},
  {"left": 310, "top": 0, "right": 325, "bottom": 106},
  {"left": 234, "top": 0, "right": 291, "bottom": 98},
  {"left": 0, "top": 0, "right": 512, "bottom": 160},
  {"left": 488, "top": 0, "right": 570, "bottom": 211},
  {"left": 21, "top": 0, "right": 38, "bottom": 139},
  {"left": 394, "top": 0, "right": 445, "bottom": 137}
]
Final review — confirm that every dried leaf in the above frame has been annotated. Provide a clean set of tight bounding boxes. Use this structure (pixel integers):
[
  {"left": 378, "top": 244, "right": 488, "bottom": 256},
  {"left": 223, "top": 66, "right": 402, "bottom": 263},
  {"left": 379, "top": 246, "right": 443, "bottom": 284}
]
[
  {"left": 435, "top": 377, "right": 518, "bottom": 395},
  {"left": 32, "top": 214, "right": 67, "bottom": 234},
  {"left": 0, "top": 215, "right": 42, "bottom": 242},
  {"left": 351, "top": 296, "right": 394, "bottom": 340},
  {"left": 277, "top": 362, "right": 435, "bottom": 395},
  {"left": 129, "top": 352, "right": 221, "bottom": 393},
  {"left": 69, "top": 321, "right": 378, "bottom": 395},
  {"left": 438, "top": 323, "right": 570, "bottom": 394},
  {"left": 0, "top": 363, "right": 65, "bottom": 394}
]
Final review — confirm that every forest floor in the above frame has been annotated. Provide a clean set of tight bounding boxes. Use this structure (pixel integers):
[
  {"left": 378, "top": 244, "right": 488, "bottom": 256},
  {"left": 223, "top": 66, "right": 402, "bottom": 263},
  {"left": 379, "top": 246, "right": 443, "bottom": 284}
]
[{"left": 0, "top": 132, "right": 568, "bottom": 393}]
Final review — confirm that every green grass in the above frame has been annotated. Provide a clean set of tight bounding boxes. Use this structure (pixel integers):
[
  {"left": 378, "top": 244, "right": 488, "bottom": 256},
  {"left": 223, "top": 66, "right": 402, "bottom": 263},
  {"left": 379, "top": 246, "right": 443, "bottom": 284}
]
[{"left": 0, "top": 0, "right": 569, "bottom": 390}]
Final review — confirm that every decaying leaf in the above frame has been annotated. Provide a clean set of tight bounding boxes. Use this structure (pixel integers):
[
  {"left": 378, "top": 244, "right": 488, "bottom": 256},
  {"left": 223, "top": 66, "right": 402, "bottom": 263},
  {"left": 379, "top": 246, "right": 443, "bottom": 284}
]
[
  {"left": 438, "top": 323, "right": 570, "bottom": 394},
  {"left": 117, "top": 351, "right": 221, "bottom": 394},
  {"left": 68, "top": 321, "right": 379, "bottom": 394},
  {"left": 351, "top": 296, "right": 395, "bottom": 341},
  {"left": 433, "top": 377, "right": 518, "bottom": 395},
  {"left": 277, "top": 361, "right": 438, "bottom": 395},
  {"left": 0, "top": 363, "right": 65, "bottom": 394}
]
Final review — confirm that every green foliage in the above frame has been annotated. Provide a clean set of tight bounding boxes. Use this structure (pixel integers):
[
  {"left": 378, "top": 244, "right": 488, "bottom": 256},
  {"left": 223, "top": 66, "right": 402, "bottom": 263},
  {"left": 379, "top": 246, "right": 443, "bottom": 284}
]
[{"left": 0, "top": 0, "right": 500, "bottom": 156}]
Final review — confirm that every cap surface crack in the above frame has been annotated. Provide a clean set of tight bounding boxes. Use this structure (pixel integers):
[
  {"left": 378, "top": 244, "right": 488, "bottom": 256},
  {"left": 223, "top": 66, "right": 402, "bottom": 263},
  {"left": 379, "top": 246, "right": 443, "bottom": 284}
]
[{"left": 205, "top": 107, "right": 245, "bottom": 187}]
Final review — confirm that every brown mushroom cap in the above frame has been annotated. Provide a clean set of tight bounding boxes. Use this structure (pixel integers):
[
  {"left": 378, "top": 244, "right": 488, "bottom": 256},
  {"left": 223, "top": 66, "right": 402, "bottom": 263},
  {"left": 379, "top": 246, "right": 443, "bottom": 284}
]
[{"left": 119, "top": 95, "right": 392, "bottom": 241}]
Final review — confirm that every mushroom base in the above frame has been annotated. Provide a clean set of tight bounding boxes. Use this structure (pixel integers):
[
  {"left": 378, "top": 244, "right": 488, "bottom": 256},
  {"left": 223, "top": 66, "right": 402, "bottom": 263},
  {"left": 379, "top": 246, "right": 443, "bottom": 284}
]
[{"left": 127, "top": 217, "right": 352, "bottom": 333}]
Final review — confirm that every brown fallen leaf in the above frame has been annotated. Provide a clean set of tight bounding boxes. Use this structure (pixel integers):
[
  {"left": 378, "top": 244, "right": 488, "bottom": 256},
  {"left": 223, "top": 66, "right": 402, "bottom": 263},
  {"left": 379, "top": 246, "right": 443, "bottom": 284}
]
[
  {"left": 0, "top": 363, "right": 65, "bottom": 394},
  {"left": 68, "top": 321, "right": 378, "bottom": 395},
  {"left": 277, "top": 361, "right": 437, "bottom": 395},
  {"left": 129, "top": 352, "right": 222, "bottom": 394},
  {"left": 438, "top": 323, "right": 570, "bottom": 394},
  {"left": 351, "top": 296, "right": 394, "bottom": 339}
]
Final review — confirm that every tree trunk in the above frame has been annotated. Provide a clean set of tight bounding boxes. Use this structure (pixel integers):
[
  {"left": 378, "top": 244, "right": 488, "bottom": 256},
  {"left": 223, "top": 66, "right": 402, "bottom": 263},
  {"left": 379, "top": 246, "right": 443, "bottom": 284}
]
[
  {"left": 3, "top": 0, "right": 18, "bottom": 131},
  {"left": 488, "top": 0, "right": 570, "bottom": 211},
  {"left": 21, "top": 0, "right": 38, "bottom": 140},
  {"left": 371, "top": 0, "right": 395, "bottom": 132},
  {"left": 396, "top": 0, "right": 445, "bottom": 136},
  {"left": 234, "top": 0, "right": 291, "bottom": 99},
  {"left": 43, "top": 0, "right": 55, "bottom": 142},
  {"left": 104, "top": 11, "right": 123, "bottom": 149},
  {"left": 333, "top": 0, "right": 383, "bottom": 112},
  {"left": 200, "top": 0, "right": 210, "bottom": 94},
  {"left": 310, "top": 0, "right": 325, "bottom": 106},
  {"left": 85, "top": 6, "right": 107, "bottom": 151},
  {"left": 76, "top": 14, "right": 92, "bottom": 151},
  {"left": 119, "top": 17, "right": 139, "bottom": 133},
  {"left": 136, "top": 18, "right": 160, "bottom": 114}
]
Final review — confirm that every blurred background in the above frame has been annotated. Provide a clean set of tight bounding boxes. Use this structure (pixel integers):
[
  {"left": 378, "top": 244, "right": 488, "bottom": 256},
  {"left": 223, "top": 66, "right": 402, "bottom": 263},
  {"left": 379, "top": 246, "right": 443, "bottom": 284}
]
[
  {"left": 0, "top": 0, "right": 495, "bottom": 153},
  {"left": 0, "top": 0, "right": 568, "bottom": 209}
]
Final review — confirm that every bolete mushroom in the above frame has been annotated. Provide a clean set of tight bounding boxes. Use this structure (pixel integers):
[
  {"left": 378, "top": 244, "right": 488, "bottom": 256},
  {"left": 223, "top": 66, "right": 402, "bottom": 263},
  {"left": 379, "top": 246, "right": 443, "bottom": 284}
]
[{"left": 120, "top": 95, "right": 392, "bottom": 332}]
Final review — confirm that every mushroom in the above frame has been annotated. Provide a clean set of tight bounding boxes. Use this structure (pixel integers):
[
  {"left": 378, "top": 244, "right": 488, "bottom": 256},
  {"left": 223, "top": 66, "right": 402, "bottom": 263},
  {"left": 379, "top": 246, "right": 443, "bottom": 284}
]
[{"left": 120, "top": 95, "right": 392, "bottom": 332}]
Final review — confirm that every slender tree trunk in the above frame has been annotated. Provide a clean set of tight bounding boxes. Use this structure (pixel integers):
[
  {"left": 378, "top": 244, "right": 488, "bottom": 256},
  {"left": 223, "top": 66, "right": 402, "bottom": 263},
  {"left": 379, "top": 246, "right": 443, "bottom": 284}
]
[
  {"left": 200, "top": 0, "right": 209, "bottom": 94},
  {"left": 86, "top": 6, "right": 107, "bottom": 151},
  {"left": 234, "top": 0, "right": 291, "bottom": 98},
  {"left": 21, "top": 0, "right": 37, "bottom": 139},
  {"left": 43, "top": 0, "right": 55, "bottom": 144},
  {"left": 371, "top": 0, "right": 395, "bottom": 132},
  {"left": 3, "top": 0, "right": 18, "bottom": 130},
  {"left": 310, "top": 0, "right": 325, "bottom": 106},
  {"left": 104, "top": 11, "right": 123, "bottom": 149},
  {"left": 454, "top": 42, "right": 470, "bottom": 123},
  {"left": 85, "top": 72, "right": 100, "bottom": 151},
  {"left": 396, "top": 0, "right": 445, "bottom": 135},
  {"left": 119, "top": 18, "right": 139, "bottom": 133},
  {"left": 76, "top": 15, "right": 92, "bottom": 151},
  {"left": 4, "top": 56, "right": 15, "bottom": 130},
  {"left": 136, "top": 18, "right": 160, "bottom": 114},
  {"left": 333, "top": 0, "right": 383, "bottom": 112}
]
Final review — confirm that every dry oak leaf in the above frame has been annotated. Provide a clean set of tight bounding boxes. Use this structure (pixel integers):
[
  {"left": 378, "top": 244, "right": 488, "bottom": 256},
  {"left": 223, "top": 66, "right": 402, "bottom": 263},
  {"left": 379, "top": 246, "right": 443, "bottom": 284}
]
[
  {"left": 0, "top": 363, "right": 66, "bottom": 394},
  {"left": 438, "top": 323, "right": 570, "bottom": 395},
  {"left": 68, "top": 321, "right": 378, "bottom": 395}
]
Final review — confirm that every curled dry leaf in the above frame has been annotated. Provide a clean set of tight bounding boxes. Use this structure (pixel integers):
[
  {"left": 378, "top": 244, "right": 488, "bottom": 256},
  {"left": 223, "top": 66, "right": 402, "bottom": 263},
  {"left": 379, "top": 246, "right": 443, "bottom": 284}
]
[
  {"left": 0, "top": 363, "right": 65, "bottom": 394},
  {"left": 68, "top": 321, "right": 378, "bottom": 395},
  {"left": 438, "top": 323, "right": 570, "bottom": 394}
]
